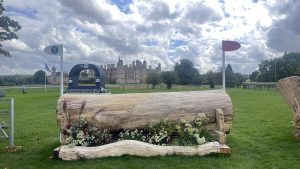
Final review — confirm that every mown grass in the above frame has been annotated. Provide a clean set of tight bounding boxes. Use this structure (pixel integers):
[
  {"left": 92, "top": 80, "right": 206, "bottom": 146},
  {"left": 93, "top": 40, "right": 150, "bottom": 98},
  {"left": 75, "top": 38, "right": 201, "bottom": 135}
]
[{"left": 0, "top": 88, "right": 299, "bottom": 169}]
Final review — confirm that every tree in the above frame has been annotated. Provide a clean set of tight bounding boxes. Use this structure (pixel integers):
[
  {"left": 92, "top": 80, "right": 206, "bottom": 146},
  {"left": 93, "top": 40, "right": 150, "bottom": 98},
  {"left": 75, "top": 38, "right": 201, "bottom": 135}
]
[
  {"left": 204, "top": 71, "right": 215, "bottom": 88},
  {"left": 249, "top": 71, "right": 258, "bottom": 81},
  {"left": 0, "top": 0, "right": 22, "bottom": 57},
  {"left": 146, "top": 72, "right": 160, "bottom": 89},
  {"left": 256, "top": 52, "right": 300, "bottom": 82},
  {"left": 233, "top": 73, "right": 247, "bottom": 87},
  {"left": 174, "top": 59, "right": 198, "bottom": 85},
  {"left": 192, "top": 73, "right": 202, "bottom": 85},
  {"left": 0, "top": 88, "right": 4, "bottom": 97},
  {"left": 225, "top": 64, "right": 234, "bottom": 88},
  {"left": 33, "top": 70, "right": 45, "bottom": 84},
  {"left": 161, "top": 71, "right": 178, "bottom": 89}
]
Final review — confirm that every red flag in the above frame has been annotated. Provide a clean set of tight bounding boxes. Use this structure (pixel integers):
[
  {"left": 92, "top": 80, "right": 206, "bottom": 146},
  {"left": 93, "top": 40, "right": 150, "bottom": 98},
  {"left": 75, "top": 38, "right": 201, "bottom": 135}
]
[{"left": 222, "top": 40, "right": 241, "bottom": 51}]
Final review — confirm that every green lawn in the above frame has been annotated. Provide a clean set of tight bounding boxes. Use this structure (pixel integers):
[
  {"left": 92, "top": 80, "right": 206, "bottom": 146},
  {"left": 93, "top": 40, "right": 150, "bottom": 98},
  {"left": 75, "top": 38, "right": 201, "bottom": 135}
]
[{"left": 0, "top": 88, "right": 299, "bottom": 169}]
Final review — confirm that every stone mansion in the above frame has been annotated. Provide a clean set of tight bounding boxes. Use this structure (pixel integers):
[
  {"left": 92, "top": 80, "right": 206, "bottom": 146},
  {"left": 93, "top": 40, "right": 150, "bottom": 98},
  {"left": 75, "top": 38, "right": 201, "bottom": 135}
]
[
  {"left": 101, "top": 58, "right": 161, "bottom": 84},
  {"left": 47, "top": 58, "right": 161, "bottom": 85}
]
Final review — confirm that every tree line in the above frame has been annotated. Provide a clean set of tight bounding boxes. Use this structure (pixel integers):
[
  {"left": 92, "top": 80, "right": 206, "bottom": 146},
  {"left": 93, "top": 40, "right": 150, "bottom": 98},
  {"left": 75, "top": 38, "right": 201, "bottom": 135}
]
[
  {"left": 250, "top": 52, "right": 300, "bottom": 82},
  {"left": 0, "top": 70, "right": 46, "bottom": 86},
  {"left": 146, "top": 59, "right": 248, "bottom": 89}
]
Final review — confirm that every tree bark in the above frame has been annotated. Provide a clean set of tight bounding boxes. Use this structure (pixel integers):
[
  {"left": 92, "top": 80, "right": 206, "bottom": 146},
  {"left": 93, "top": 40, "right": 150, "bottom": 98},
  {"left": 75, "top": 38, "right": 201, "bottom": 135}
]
[
  {"left": 55, "top": 140, "right": 230, "bottom": 160},
  {"left": 56, "top": 90, "right": 233, "bottom": 133}
]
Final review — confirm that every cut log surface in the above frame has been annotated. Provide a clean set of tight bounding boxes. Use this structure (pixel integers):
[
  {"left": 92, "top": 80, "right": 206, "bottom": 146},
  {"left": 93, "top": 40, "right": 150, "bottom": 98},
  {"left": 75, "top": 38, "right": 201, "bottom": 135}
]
[
  {"left": 277, "top": 76, "right": 300, "bottom": 129},
  {"left": 57, "top": 90, "right": 233, "bottom": 132},
  {"left": 57, "top": 140, "right": 230, "bottom": 160}
]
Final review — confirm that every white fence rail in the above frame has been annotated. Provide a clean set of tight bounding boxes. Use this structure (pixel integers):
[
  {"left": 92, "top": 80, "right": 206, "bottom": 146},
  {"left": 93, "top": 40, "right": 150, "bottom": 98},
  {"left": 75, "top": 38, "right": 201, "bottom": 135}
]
[{"left": 0, "top": 98, "right": 14, "bottom": 146}]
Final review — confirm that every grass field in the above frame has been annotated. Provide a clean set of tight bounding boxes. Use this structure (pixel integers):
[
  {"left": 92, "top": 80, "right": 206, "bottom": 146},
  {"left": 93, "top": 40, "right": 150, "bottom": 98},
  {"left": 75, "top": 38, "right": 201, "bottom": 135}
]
[{"left": 0, "top": 88, "right": 299, "bottom": 169}]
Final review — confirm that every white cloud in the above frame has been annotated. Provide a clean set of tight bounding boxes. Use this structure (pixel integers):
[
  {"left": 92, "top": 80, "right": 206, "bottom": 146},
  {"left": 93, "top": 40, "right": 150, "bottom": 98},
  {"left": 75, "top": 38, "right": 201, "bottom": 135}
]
[{"left": 0, "top": 0, "right": 298, "bottom": 76}]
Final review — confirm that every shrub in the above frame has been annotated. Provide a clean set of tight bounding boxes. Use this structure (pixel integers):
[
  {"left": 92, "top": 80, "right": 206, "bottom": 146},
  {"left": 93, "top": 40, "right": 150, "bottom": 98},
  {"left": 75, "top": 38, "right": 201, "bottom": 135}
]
[
  {"left": 0, "top": 88, "right": 5, "bottom": 97},
  {"left": 62, "top": 113, "right": 212, "bottom": 147},
  {"left": 171, "top": 113, "right": 210, "bottom": 146},
  {"left": 119, "top": 129, "right": 146, "bottom": 142},
  {"left": 146, "top": 119, "right": 176, "bottom": 145},
  {"left": 63, "top": 118, "right": 112, "bottom": 146}
]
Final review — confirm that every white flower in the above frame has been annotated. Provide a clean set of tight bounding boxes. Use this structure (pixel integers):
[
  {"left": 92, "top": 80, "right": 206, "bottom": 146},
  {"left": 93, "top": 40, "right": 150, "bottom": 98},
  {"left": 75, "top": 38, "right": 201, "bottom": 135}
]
[
  {"left": 194, "top": 134, "right": 206, "bottom": 145},
  {"left": 65, "top": 136, "right": 73, "bottom": 144},
  {"left": 76, "top": 131, "right": 85, "bottom": 140}
]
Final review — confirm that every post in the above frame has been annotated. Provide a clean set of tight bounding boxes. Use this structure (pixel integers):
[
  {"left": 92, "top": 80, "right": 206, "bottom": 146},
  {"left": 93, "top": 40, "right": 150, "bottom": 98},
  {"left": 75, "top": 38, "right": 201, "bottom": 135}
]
[
  {"left": 60, "top": 53, "right": 63, "bottom": 96},
  {"left": 216, "top": 109, "right": 225, "bottom": 144},
  {"left": 275, "top": 62, "right": 277, "bottom": 82},
  {"left": 9, "top": 98, "right": 14, "bottom": 147},
  {"left": 222, "top": 50, "right": 225, "bottom": 90},
  {"left": 44, "top": 69, "right": 47, "bottom": 92}
]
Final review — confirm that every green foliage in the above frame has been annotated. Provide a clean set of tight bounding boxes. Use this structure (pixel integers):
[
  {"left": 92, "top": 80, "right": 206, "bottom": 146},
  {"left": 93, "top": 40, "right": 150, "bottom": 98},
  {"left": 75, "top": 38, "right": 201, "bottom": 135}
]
[
  {"left": 0, "top": 75, "right": 33, "bottom": 85},
  {"left": 192, "top": 73, "right": 202, "bottom": 85},
  {"left": 253, "top": 52, "right": 300, "bottom": 82},
  {"left": 146, "top": 114, "right": 210, "bottom": 146},
  {"left": 234, "top": 73, "right": 247, "bottom": 87},
  {"left": 119, "top": 114, "right": 211, "bottom": 146},
  {"left": 147, "top": 119, "right": 176, "bottom": 145},
  {"left": 174, "top": 59, "right": 199, "bottom": 85},
  {"left": 119, "top": 130, "right": 146, "bottom": 142},
  {"left": 249, "top": 70, "right": 258, "bottom": 81},
  {"left": 225, "top": 64, "right": 234, "bottom": 88},
  {"left": 161, "top": 71, "right": 178, "bottom": 89},
  {"left": 0, "top": 87, "right": 4, "bottom": 97},
  {"left": 32, "top": 70, "right": 45, "bottom": 84},
  {"left": 202, "top": 66, "right": 246, "bottom": 87},
  {"left": 204, "top": 71, "right": 215, "bottom": 88},
  {"left": 0, "top": 0, "right": 22, "bottom": 57},
  {"left": 63, "top": 118, "right": 112, "bottom": 146},
  {"left": 172, "top": 113, "right": 210, "bottom": 146},
  {"left": 146, "top": 72, "right": 161, "bottom": 89}
]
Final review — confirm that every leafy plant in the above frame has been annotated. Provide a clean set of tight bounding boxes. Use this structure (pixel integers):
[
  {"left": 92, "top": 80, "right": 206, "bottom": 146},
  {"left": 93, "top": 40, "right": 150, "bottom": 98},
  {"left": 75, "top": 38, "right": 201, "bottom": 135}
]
[
  {"left": 146, "top": 119, "right": 176, "bottom": 145},
  {"left": 61, "top": 109, "right": 212, "bottom": 147},
  {"left": 63, "top": 118, "right": 112, "bottom": 146},
  {"left": 119, "top": 129, "right": 146, "bottom": 142},
  {"left": 171, "top": 113, "right": 210, "bottom": 146}
]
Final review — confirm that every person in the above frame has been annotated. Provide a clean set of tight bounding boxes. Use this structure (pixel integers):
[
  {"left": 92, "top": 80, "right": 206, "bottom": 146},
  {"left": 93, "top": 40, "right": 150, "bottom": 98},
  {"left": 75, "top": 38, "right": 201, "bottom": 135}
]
[{"left": 22, "top": 85, "right": 26, "bottom": 94}]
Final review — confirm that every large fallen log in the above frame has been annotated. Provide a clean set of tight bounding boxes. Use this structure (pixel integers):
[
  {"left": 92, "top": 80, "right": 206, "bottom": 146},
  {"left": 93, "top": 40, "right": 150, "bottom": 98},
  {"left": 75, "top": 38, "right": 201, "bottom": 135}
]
[
  {"left": 56, "top": 90, "right": 233, "bottom": 133},
  {"left": 277, "top": 76, "right": 300, "bottom": 138},
  {"left": 55, "top": 140, "right": 230, "bottom": 160}
]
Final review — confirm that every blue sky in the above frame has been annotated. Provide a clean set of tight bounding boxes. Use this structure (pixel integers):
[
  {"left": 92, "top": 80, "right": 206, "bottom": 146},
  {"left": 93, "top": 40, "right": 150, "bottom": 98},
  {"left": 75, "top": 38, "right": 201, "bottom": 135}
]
[
  {"left": 1, "top": 0, "right": 299, "bottom": 75},
  {"left": 111, "top": 0, "right": 132, "bottom": 14}
]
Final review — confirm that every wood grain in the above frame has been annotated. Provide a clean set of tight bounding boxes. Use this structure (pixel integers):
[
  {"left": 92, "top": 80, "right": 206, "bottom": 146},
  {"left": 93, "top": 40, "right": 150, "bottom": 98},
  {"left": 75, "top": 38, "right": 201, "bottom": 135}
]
[
  {"left": 57, "top": 140, "right": 230, "bottom": 160},
  {"left": 56, "top": 90, "right": 234, "bottom": 133}
]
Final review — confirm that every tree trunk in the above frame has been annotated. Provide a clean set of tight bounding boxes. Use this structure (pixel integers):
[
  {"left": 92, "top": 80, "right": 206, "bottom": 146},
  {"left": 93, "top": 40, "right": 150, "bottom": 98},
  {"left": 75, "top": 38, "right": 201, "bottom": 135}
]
[
  {"left": 56, "top": 90, "right": 233, "bottom": 133},
  {"left": 55, "top": 140, "right": 230, "bottom": 160},
  {"left": 277, "top": 76, "right": 300, "bottom": 134}
]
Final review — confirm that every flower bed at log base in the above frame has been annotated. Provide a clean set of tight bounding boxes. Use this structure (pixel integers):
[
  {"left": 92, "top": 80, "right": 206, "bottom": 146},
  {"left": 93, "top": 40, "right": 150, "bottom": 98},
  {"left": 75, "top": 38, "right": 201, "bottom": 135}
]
[
  {"left": 53, "top": 110, "right": 229, "bottom": 161},
  {"left": 53, "top": 140, "right": 230, "bottom": 161}
]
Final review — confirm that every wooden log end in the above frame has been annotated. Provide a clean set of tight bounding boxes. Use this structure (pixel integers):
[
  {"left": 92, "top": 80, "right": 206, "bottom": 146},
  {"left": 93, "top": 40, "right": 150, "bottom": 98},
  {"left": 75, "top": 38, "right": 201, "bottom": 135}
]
[
  {"left": 52, "top": 146, "right": 61, "bottom": 159},
  {"left": 220, "top": 147, "right": 231, "bottom": 154}
]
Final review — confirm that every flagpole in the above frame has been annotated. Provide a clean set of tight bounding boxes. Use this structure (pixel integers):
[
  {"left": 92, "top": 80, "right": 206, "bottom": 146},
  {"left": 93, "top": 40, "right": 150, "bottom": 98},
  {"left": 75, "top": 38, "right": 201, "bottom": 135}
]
[
  {"left": 44, "top": 44, "right": 64, "bottom": 96},
  {"left": 221, "top": 40, "right": 240, "bottom": 90},
  {"left": 222, "top": 50, "right": 225, "bottom": 90},
  {"left": 44, "top": 67, "right": 47, "bottom": 92},
  {"left": 60, "top": 46, "right": 64, "bottom": 96}
]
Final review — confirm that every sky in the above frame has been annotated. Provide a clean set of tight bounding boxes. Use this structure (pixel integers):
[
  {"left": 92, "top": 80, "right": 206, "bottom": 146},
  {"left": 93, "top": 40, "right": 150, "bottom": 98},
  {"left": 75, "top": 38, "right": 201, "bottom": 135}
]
[{"left": 0, "top": 0, "right": 299, "bottom": 75}]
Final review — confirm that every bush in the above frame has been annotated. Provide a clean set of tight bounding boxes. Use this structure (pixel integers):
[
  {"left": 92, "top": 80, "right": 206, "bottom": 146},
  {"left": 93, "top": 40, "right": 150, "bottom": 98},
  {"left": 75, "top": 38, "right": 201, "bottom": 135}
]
[
  {"left": 0, "top": 88, "right": 5, "bottom": 97},
  {"left": 146, "top": 119, "right": 176, "bottom": 145},
  {"left": 62, "top": 113, "right": 212, "bottom": 147},
  {"left": 63, "top": 118, "right": 112, "bottom": 146}
]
